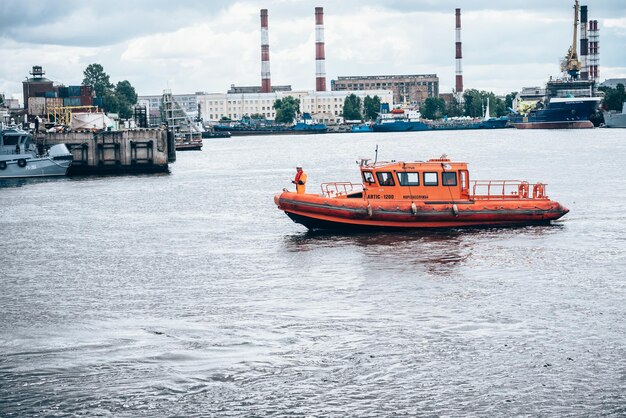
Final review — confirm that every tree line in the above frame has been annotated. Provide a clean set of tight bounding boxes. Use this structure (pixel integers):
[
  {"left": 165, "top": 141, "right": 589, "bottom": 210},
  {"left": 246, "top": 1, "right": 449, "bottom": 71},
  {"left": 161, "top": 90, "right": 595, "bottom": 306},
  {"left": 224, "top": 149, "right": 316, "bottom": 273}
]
[
  {"left": 420, "top": 90, "right": 517, "bottom": 120},
  {"left": 82, "top": 63, "right": 138, "bottom": 119}
]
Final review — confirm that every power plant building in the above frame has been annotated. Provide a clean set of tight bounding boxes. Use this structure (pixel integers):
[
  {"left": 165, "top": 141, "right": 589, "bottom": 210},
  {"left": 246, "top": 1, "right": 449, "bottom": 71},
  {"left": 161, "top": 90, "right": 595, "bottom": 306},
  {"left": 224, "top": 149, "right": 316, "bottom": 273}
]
[{"left": 331, "top": 74, "right": 439, "bottom": 105}]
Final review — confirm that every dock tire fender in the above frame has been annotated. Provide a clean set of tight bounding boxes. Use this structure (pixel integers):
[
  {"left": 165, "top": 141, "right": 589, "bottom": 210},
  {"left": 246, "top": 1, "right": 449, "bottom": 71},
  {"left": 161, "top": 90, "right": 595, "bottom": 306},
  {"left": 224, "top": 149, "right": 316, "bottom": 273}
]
[
  {"left": 518, "top": 181, "right": 529, "bottom": 198},
  {"left": 17, "top": 159, "right": 27, "bottom": 168},
  {"left": 533, "top": 183, "right": 545, "bottom": 199},
  {"left": 0, "top": 161, "right": 6, "bottom": 170}
]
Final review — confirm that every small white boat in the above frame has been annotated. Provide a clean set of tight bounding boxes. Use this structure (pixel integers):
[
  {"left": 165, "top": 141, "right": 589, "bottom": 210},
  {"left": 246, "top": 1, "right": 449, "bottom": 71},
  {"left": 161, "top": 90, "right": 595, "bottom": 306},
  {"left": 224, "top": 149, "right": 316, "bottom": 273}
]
[
  {"left": 0, "top": 125, "right": 72, "bottom": 178},
  {"left": 603, "top": 102, "right": 626, "bottom": 128}
]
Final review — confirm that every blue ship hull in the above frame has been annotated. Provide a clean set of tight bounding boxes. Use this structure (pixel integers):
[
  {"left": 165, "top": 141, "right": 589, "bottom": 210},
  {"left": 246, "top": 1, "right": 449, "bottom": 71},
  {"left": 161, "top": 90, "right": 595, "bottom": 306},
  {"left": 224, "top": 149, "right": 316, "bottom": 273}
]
[
  {"left": 372, "top": 121, "right": 429, "bottom": 132},
  {"left": 509, "top": 98, "right": 599, "bottom": 129}
]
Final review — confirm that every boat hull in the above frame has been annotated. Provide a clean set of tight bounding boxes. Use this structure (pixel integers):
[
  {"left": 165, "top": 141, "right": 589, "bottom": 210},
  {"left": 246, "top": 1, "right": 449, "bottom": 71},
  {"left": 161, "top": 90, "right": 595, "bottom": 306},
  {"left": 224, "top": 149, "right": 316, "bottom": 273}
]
[
  {"left": 372, "top": 121, "right": 429, "bottom": 132},
  {"left": 511, "top": 120, "right": 594, "bottom": 129},
  {"left": 602, "top": 111, "right": 626, "bottom": 128},
  {"left": 0, "top": 156, "right": 71, "bottom": 178},
  {"left": 276, "top": 192, "right": 569, "bottom": 231},
  {"left": 509, "top": 97, "right": 599, "bottom": 129}
]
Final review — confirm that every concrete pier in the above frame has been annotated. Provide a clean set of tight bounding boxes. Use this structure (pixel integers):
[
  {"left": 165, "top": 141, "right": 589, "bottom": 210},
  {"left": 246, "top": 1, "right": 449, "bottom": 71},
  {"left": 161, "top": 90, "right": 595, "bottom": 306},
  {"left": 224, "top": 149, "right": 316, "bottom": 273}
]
[{"left": 36, "top": 129, "right": 175, "bottom": 175}]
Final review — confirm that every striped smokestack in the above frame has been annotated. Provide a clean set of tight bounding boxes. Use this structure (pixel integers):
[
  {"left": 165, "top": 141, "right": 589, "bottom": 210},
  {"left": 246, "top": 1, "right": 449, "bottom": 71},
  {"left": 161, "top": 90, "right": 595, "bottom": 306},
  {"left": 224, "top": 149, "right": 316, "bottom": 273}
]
[
  {"left": 260, "top": 9, "right": 271, "bottom": 93},
  {"left": 455, "top": 8, "right": 463, "bottom": 98},
  {"left": 315, "top": 6, "right": 326, "bottom": 91},
  {"left": 580, "top": 5, "right": 589, "bottom": 80},
  {"left": 588, "top": 19, "right": 599, "bottom": 80}
]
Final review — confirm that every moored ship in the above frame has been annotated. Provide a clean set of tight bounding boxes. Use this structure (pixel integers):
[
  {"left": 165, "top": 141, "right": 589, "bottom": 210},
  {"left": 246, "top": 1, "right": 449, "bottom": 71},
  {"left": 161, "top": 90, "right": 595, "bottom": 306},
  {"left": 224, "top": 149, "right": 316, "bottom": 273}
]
[
  {"left": 602, "top": 102, "right": 626, "bottom": 128},
  {"left": 275, "top": 155, "right": 568, "bottom": 230},
  {"left": 372, "top": 104, "right": 428, "bottom": 132},
  {"left": 509, "top": 0, "right": 601, "bottom": 129},
  {"left": 1, "top": 125, "right": 72, "bottom": 178}
]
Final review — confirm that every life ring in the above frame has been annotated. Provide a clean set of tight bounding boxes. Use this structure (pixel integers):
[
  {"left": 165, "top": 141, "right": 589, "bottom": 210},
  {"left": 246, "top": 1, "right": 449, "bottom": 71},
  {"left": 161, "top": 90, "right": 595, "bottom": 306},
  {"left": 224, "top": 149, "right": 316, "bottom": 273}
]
[
  {"left": 0, "top": 161, "right": 6, "bottom": 170},
  {"left": 518, "top": 182, "right": 529, "bottom": 198},
  {"left": 17, "top": 158, "right": 27, "bottom": 168},
  {"left": 533, "top": 183, "right": 545, "bottom": 199}
]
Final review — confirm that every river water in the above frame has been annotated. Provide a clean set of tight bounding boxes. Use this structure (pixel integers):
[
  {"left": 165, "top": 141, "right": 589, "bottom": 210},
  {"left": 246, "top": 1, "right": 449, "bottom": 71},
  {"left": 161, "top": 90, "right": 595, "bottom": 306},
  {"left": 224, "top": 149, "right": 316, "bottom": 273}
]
[{"left": 1, "top": 128, "right": 625, "bottom": 416}]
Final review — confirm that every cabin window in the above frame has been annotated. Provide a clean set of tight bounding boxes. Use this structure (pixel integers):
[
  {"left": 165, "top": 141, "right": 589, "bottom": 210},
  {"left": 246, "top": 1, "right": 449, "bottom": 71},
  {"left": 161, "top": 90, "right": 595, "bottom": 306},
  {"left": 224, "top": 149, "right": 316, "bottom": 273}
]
[
  {"left": 442, "top": 172, "right": 457, "bottom": 186},
  {"left": 423, "top": 172, "right": 438, "bottom": 186},
  {"left": 2, "top": 136, "right": 19, "bottom": 146},
  {"left": 376, "top": 172, "right": 395, "bottom": 186},
  {"left": 397, "top": 172, "right": 420, "bottom": 186},
  {"left": 362, "top": 171, "right": 375, "bottom": 184}
]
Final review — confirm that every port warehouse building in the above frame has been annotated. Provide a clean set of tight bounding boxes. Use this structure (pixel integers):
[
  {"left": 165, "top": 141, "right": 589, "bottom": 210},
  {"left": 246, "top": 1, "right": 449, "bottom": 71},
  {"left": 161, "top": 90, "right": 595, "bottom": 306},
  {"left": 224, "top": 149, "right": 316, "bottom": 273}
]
[
  {"left": 137, "top": 74, "right": 439, "bottom": 125},
  {"left": 139, "top": 89, "right": 393, "bottom": 125}
]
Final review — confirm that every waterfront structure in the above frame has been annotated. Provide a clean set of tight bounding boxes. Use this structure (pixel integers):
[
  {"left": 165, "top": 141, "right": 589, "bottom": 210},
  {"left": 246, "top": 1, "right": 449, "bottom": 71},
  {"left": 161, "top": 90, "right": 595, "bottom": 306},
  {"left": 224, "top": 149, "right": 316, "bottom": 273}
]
[
  {"left": 331, "top": 74, "right": 438, "bottom": 106},
  {"left": 197, "top": 89, "right": 393, "bottom": 125},
  {"left": 137, "top": 93, "right": 199, "bottom": 126},
  {"left": 22, "top": 66, "right": 94, "bottom": 115}
]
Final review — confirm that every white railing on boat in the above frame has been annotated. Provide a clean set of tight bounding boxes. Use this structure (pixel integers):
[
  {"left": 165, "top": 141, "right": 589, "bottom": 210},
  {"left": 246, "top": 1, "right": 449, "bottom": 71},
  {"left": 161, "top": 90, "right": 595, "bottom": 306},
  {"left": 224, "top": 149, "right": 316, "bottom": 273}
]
[
  {"left": 320, "top": 182, "right": 363, "bottom": 197},
  {"left": 471, "top": 180, "right": 548, "bottom": 200}
]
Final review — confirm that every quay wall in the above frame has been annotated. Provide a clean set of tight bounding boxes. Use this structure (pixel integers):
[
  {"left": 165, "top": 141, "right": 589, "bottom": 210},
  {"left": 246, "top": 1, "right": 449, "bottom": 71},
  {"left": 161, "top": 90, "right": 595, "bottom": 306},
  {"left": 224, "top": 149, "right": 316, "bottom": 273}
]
[{"left": 37, "top": 129, "right": 175, "bottom": 175}]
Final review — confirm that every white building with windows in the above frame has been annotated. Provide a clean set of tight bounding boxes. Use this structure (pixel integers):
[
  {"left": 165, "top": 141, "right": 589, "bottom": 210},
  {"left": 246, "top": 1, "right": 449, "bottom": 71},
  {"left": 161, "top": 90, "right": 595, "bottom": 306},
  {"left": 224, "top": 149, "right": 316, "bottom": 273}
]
[{"left": 197, "top": 89, "right": 393, "bottom": 124}]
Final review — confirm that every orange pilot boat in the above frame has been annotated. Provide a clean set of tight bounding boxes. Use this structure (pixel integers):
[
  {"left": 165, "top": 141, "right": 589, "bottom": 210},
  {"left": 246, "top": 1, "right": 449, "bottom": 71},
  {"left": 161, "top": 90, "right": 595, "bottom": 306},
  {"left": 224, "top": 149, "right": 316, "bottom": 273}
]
[{"left": 274, "top": 156, "right": 569, "bottom": 230}]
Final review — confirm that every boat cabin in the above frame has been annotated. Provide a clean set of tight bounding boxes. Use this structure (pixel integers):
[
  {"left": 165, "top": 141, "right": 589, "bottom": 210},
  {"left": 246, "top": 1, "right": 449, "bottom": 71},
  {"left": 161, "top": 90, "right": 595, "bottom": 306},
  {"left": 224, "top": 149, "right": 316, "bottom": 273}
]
[
  {"left": 0, "top": 128, "right": 34, "bottom": 156},
  {"left": 359, "top": 158, "right": 470, "bottom": 202}
]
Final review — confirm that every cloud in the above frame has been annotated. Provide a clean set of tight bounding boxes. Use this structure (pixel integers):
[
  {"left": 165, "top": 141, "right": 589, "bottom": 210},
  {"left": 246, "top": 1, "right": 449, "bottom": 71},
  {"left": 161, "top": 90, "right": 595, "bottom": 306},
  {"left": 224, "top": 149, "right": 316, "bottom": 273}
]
[{"left": 1, "top": 0, "right": 625, "bottom": 101}]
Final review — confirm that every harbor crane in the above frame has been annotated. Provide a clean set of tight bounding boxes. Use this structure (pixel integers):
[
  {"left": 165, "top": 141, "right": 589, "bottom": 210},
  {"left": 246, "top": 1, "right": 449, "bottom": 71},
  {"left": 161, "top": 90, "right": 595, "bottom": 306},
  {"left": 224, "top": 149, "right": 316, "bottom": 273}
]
[{"left": 560, "top": 0, "right": 582, "bottom": 78}]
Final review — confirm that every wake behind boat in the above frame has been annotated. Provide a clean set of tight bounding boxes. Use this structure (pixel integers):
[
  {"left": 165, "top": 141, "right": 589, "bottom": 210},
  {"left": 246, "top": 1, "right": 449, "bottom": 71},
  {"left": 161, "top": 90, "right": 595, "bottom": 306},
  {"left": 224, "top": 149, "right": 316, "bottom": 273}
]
[{"left": 0, "top": 125, "right": 72, "bottom": 178}]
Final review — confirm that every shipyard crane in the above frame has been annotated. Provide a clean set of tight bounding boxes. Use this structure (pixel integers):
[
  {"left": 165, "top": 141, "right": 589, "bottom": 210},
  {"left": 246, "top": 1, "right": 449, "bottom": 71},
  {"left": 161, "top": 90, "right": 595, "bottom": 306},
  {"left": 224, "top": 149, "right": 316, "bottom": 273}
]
[{"left": 560, "top": 0, "right": 582, "bottom": 78}]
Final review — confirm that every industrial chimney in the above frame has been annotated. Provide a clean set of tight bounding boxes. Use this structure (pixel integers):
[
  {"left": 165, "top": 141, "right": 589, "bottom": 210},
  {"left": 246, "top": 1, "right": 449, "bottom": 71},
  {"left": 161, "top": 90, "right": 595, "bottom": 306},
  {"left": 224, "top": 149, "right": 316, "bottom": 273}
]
[
  {"left": 579, "top": 5, "right": 589, "bottom": 80},
  {"left": 588, "top": 19, "right": 599, "bottom": 80},
  {"left": 315, "top": 7, "right": 327, "bottom": 91},
  {"left": 260, "top": 9, "right": 271, "bottom": 93},
  {"left": 455, "top": 8, "right": 463, "bottom": 100}
]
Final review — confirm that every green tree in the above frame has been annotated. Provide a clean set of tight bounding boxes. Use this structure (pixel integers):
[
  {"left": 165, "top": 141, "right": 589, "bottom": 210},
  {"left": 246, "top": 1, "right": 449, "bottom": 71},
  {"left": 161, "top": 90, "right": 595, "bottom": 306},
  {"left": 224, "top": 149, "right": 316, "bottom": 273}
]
[
  {"left": 462, "top": 89, "right": 508, "bottom": 117},
  {"left": 342, "top": 94, "right": 362, "bottom": 120},
  {"left": 273, "top": 96, "right": 300, "bottom": 124},
  {"left": 600, "top": 83, "right": 626, "bottom": 111},
  {"left": 504, "top": 91, "right": 518, "bottom": 112},
  {"left": 0, "top": 93, "right": 4, "bottom": 107},
  {"left": 363, "top": 95, "right": 381, "bottom": 121},
  {"left": 462, "top": 89, "right": 483, "bottom": 117},
  {"left": 114, "top": 80, "right": 137, "bottom": 119},
  {"left": 445, "top": 96, "right": 463, "bottom": 117},
  {"left": 82, "top": 63, "right": 113, "bottom": 97},
  {"left": 421, "top": 97, "right": 446, "bottom": 120}
]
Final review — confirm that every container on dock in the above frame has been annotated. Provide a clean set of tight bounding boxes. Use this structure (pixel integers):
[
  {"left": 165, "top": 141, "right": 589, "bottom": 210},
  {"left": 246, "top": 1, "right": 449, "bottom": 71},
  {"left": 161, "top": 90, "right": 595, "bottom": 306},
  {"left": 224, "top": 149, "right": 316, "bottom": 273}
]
[
  {"left": 46, "top": 97, "right": 64, "bottom": 111},
  {"left": 68, "top": 86, "right": 81, "bottom": 97},
  {"left": 63, "top": 97, "right": 81, "bottom": 107},
  {"left": 80, "top": 85, "right": 93, "bottom": 97},
  {"left": 58, "top": 87, "right": 69, "bottom": 98},
  {"left": 28, "top": 97, "right": 46, "bottom": 116}
]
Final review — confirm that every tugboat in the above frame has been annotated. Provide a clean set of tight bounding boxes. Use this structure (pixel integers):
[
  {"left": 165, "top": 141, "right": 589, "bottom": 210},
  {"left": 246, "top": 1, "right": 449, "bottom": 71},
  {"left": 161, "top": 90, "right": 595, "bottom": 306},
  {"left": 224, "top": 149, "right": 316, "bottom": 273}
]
[
  {"left": 372, "top": 104, "right": 428, "bottom": 132},
  {"left": 274, "top": 154, "right": 568, "bottom": 230},
  {"left": 292, "top": 113, "right": 328, "bottom": 134},
  {"left": 0, "top": 125, "right": 73, "bottom": 178}
]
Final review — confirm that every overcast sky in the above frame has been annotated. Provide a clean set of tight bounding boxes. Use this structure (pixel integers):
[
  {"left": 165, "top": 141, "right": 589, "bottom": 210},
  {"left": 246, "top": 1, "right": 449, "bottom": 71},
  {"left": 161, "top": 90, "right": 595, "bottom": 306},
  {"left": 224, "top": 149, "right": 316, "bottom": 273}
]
[{"left": 1, "top": 0, "right": 625, "bottom": 102}]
